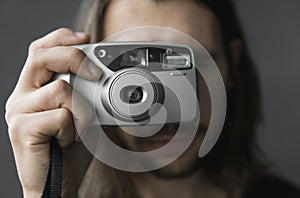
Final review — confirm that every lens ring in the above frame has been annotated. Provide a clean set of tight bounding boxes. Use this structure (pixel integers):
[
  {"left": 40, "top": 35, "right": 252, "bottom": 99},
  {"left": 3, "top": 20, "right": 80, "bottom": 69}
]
[{"left": 104, "top": 68, "right": 164, "bottom": 122}]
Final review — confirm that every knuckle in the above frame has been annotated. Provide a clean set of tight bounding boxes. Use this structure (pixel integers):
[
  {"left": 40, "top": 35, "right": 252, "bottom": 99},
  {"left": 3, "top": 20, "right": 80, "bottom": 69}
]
[
  {"left": 5, "top": 98, "right": 18, "bottom": 124},
  {"left": 52, "top": 79, "right": 71, "bottom": 93},
  {"left": 50, "top": 80, "right": 72, "bottom": 101},
  {"left": 5, "top": 108, "right": 12, "bottom": 125},
  {"left": 28, "top": 39, "right": 43, "bottom": 53},
  {"left": 5, "top": 100, "right": 12, "bottom": 123},
  {"left": 55, "top": 28, "right": 74, "bottom": 37},
  {"left": 7, "top": 115, "right": 23, "bottom": 144},
  {"left": 56, "top": 108, "right": 72, "bottom": 127},
  {"left": 69, "top": 47, "right": 83, "bottom": 59},
  {"left": 67, "top": 48, "right": 86, "bottom": 68},
  {"left": 58, "top": 108, "right": 72, "bottom": 121},
  {"left": 26, "top": 49, "right": 43, "bottom": 68}
]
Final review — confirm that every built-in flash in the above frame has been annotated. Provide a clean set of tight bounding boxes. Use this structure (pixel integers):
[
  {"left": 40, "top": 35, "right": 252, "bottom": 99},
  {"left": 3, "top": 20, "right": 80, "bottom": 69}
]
[{"left": 163, "top": 54, "right": 190, "bottom": 69}]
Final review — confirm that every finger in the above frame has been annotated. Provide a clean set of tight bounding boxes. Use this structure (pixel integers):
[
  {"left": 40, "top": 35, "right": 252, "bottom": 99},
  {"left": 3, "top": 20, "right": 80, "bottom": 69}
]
[
  {"left": 28, "top": 28, "right": 90, "bottom": 53},
  {"left": 9, "top": 80, "right": 94, "bottom": 137},
  {"left": 9, "top": 108, "right": 75, "bottom": 150},
  {"left": 18, "top": 46, "right": 102, "bottom": 90},
  {"left": 8, "top": 108, "right": 77, "bottom": 195}
]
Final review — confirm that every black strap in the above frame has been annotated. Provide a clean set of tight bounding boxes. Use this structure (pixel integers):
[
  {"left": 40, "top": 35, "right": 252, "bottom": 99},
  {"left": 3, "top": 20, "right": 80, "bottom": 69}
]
[{"left": 42, "top": 137, "right": 63, "bottom": 198}]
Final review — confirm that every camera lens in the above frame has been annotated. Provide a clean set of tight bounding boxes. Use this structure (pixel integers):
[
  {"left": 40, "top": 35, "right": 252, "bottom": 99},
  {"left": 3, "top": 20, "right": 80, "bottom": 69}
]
[{"left": 120, "top": 86, "right": 144, "bottom": 104}]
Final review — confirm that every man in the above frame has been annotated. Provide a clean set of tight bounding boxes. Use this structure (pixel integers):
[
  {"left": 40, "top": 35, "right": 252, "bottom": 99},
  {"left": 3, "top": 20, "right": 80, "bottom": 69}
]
[{"left": 5, "top": 0, "right": 300, "bottom": 197}]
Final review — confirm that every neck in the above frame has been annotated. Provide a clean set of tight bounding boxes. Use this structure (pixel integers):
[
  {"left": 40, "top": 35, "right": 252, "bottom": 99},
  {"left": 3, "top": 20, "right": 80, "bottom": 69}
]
[{"left": 131, "top": 170, "right": 228, "bottom": 198}]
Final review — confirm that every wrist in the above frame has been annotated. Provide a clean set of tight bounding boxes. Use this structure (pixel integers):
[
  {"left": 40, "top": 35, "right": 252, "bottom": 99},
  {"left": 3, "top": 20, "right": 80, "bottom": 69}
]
[{"left": 23, "top": 190, "right": 42, "bottom": 198}]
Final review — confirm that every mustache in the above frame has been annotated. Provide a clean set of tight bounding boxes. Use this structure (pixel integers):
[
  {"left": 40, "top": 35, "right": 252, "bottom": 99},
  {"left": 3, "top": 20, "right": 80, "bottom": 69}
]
[
  {"left": 137, "top": 123, "right": 208, "bottom": 141},
  {"left": 153, "top": 124, "right": 179, "bottom": 137}
]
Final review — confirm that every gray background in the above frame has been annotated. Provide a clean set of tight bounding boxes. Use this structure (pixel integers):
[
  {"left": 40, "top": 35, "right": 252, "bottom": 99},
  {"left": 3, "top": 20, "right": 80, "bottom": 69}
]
[{"left": 0, "top": 0, "right": 299, "bottom": 197}]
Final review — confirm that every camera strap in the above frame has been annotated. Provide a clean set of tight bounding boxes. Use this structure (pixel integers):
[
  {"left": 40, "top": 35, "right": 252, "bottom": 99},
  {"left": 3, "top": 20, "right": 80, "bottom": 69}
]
[{"left": 42, "top": 137, "right": 63, "bottom": 198}]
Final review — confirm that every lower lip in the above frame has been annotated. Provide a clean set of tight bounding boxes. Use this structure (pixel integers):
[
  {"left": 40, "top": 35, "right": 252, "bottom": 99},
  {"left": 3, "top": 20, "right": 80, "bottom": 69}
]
[
  {"left": 145, "top": 136, "right": 191, "bottom": 150},
  {"left": 149, "top": 139, "right": 171, "bottom": 149}
]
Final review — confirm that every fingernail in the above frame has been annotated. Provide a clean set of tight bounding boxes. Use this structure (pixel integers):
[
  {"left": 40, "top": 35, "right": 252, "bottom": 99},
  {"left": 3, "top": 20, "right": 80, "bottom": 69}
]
[
  {"left": 75, "top": 32, "right": 87, "bottom": 38},
  {"left": 86, "top": 60, "right": 103, "bottom": 79}
]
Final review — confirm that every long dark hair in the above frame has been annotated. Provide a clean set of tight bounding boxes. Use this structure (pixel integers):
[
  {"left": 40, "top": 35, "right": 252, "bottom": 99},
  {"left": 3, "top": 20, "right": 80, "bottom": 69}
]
[
  {"left": 76, "top": 0, "right": 265, "bottom": 197},
  {"left": 198, "top": 0, "right": 264, "bottom": 191}
]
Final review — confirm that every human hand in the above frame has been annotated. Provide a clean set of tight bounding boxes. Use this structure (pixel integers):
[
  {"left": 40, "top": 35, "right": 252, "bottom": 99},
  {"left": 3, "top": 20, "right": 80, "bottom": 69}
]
[{"left": 5, "top": 28, "right": 102, "bottom": 197}]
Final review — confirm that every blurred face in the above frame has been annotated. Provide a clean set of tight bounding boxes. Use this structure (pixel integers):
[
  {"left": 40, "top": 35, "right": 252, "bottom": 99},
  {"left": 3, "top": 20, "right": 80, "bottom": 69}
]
[{"left": 103, "top": 0, "right": 230, "bottom": 177}]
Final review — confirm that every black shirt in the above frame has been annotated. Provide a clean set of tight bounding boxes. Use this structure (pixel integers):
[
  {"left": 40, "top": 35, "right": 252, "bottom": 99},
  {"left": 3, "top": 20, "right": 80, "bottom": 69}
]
[{"left": 242, "top": 175, "right": 300, "bottom": 198}]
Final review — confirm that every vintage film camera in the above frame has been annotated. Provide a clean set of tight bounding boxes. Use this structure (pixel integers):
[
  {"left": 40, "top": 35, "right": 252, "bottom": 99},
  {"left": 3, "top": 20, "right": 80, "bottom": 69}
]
[{"left": 55, "top": 42, "right": 198, "bottom": 126}]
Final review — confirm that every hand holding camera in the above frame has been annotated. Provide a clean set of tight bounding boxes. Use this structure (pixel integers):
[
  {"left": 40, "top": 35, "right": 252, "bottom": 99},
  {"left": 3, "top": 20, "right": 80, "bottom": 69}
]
[{"left": 5, "top": 28, "right": 100, "bottom": 197}]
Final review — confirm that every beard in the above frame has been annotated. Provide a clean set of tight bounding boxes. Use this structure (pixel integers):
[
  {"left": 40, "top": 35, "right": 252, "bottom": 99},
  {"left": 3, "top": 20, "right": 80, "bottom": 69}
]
[
  {"left": 150, "top": 150, "right": 203, "bottom": 179},
  {"left": 113, "top": 123, "right": 206, "bottom": 179}
]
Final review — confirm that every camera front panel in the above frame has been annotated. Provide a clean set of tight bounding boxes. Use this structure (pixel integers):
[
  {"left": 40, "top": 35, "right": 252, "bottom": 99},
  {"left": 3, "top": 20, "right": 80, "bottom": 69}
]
[{"left": 71, "top": 42, "right": 198, "bottom": 126}]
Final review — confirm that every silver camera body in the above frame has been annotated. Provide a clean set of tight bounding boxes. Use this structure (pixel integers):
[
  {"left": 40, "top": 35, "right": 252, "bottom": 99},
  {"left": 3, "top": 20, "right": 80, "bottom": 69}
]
[{"left": 56, "top": 42, "right": 198, "bottom": 126}]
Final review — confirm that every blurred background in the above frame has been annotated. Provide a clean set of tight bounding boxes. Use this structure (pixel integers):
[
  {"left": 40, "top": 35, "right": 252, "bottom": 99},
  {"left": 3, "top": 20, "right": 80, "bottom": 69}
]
[{"left": 0, "top": 0, "right": 299, "bottom": 197}]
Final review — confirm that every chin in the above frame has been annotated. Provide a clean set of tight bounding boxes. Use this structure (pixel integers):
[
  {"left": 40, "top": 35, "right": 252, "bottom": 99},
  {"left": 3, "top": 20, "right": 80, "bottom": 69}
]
[
  {"left": 151, "top": 154, "right": 202, "bottom": 179},
  {"left": 116, "top": 124, "right": 206, "bottom": 177}
]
